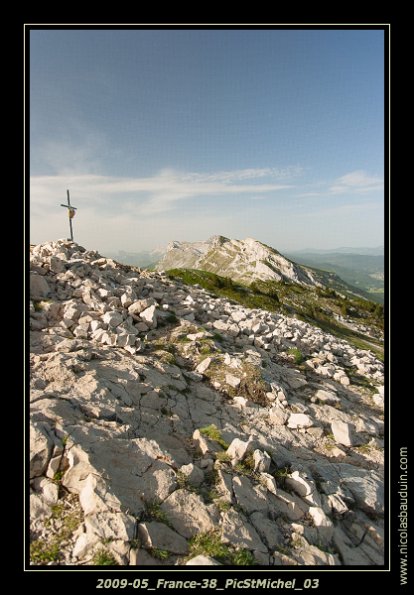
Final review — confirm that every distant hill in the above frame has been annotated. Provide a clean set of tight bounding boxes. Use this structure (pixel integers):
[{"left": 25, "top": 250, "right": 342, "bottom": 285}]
[
  {"left": 286, "top": 251, "right": 384, "bottom": 304},
  {"left": 156, "top": 235, "right": 361, "bottom": 294},
  {"left": 292, "top": 246, "right": 384, "bottom": 256}
]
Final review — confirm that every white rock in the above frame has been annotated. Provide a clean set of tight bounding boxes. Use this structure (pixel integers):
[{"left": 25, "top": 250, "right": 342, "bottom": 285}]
[
  {"left": 250, "top": 512, "right": 284, "bottom": 550},
  {"left": 331, "top": 420, "right": 355, "bottom": 446},
  {"left": 85, "top": 512, "right": 136, "bottom": 541},
  {"left": 186, "top": 555, "right": 222, "bottom": 565},
  {"left": 285, "top": 471, "right": 320, "bottom": 505},
  {"left": 196, "top": 358, "right": 212, "bottom": 374},
  {"left": 102, "top": 311, "right": 123, "bottom": 328},
  {"left": 225, "top": 373, "right": 241, "bottom": 388},
  {"left": 252, "top": 449, "right": 271, "bottom": 472},
  {"left": 161, "top": 489, "right": 218, "bottom": 538},
  {"left": 128, "top": 298, "right": 156, "bottom": 318},
  {"left": 260, "top": 473, "right": 278, "bottom": 495},
  {"left": 138, "top": 522, "right": 189, "bottom": 554},
  {"left": 73, "top": 531, "right": 100, "bottom": 558},
  {"left": 287, "top": 413, "right": 314, "bottom": 429},
  {"left": 226, "top": 436, "right": 256, "bottom": 466},
  {"left": 140, "top": 305, "right": 158, "bottom": 328},
  {"left": 308, "top": 506, "right": 334, "bottom": 544},
  {"left": 232, "top": 475, "right": 269, "bottom": 514},
  {"left": 221, "top": 510, "right": 267, "bottom": 552},
  {"left": 179, "top": 463, "right": 204, "bottom": 487},
  {"left": 315, "top": 389, "right": 340, "bottom": 404},
  {"left": 30, "top": 421, "right": 54, "bottom": 478}
]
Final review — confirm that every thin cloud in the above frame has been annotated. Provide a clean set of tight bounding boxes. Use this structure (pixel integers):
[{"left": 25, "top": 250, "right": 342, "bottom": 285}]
[
  {"left": 329, "top": 170, "right": 383, "bottom": 195},
  {"left": 30, "top": 169, "right": 292, "bottom": 218},
  {"left": 182, "top": 165, "right": 304, "bottom": 183}
]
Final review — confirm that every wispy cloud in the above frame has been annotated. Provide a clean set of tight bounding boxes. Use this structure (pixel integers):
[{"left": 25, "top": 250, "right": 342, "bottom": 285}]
[
  {"left": 181, "top": 165, "right": 304, "bottom": 183},
  {"left": 30, "top": 167, "right": 293, "bottom": 218},
  {"left": 329, "top": 170, "right": 383, "bottom": 195},
  {"left": 294, "top": 170, "right": 384, "bottom": 200}
]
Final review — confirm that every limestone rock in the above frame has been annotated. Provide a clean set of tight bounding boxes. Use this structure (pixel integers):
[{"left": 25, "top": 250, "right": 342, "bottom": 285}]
[
  {"left": 196, "top": 357, "right": 212, "bottom": 374},
  {"left": 186, "top": 555, "right": 222, "bottom": 565},
  {"left": 179, "top": 463, "right": 204, "bottom": 487},
  {"left": 252, "top": 449, "right": 271, "bottom": 472},
  {"left": 287, "top": 413, "right": 314, "bottom": 429},
  {"left": 232, "top": 475, "right": 269, "bottom": 514},
  {"left": 331, "top": 420, "right": 355, "bottom": 446},
  {"left": 85, "top": 512, "right": 136, "bottom": 541},
  {"left": 225, "top": 373, "right": 241, "bottom": 388},
  {"left": 30, "top": 421, "right": 55, "bottom": 478},
  {"left": 221, "top": 509, "right": 267, "bottom": 552},
  {"left": 250, "top": 512, "right": 284, "bottom": 550},
  {"left": 226, "top": 436, "right": 256, "bottom": 466},
  {"left": 140, "top": 305, "right": 158, "bottom": 328},
  {"left": 161, "top": 490, "right": 218, "bottom": 538},
  {"left": 138, "top": 522, "right": 189, "bottom": 554}
]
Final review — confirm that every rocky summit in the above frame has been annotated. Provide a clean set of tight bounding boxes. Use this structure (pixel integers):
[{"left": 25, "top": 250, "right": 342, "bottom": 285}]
[
  {"left": 30, "top": 240, "right": 384, "bottom": 567},
  {"left": 157, "top": 235, "right": 338, "bottom": 287}
]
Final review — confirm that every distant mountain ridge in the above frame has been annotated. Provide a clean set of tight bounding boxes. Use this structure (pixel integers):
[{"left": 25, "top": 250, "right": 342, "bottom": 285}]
[
  {"left": 156, "top": 235, "right": 363, "bottom": 296},
  {"left": 286, "top": 251, "right": 384, "bottom": 304}
]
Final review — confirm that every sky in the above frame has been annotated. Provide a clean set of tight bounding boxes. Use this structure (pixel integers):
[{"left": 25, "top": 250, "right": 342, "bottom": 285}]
[{"left": 30, "top": 28, "right": 385, "bottom": 255}]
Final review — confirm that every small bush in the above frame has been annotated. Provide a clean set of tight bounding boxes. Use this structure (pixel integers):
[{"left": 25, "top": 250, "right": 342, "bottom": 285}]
[
  {"left": 150, "top": 548, "right": 170, "bottom": 560},
  {"left": 93, "top": 549, "right": 118, "bottom": 566},
  {"left": 199, "top": 424, "right": 229, "bottom": 449},
  {"left": 287, "top": 347, "right": 304, "bottom": 364},
  {"left": 30, "top": 540, "right": 60, "bottom": 564}
]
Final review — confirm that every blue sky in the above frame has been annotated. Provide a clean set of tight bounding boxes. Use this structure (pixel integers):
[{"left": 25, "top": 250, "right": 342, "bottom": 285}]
[{"left": 30, "top": 28, "right": 384, "bottom": 254}]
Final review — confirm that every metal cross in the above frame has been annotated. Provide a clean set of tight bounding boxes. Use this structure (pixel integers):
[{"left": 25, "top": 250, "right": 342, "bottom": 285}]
[{"left": 60, "top": 189, "right": 77, "bottom": 241}]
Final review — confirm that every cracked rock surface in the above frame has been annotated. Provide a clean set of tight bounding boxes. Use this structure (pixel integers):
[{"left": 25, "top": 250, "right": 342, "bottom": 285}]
[{"left": 29, "top": 240, "right": 384, "bottom": 566}]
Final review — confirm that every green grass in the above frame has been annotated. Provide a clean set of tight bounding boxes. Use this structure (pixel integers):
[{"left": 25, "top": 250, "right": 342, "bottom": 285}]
[
  {"left": 30, "top": 499, "right": 82, "bottom": 565},
  {"left": 33, "top": 300, "right": 44, "bottom": 312},
  {"left": 30, "top": 540, "right": 60, "bottom": 564},
  {"left": 188, "top": 532, "right": 256, "bottom": 565},
  {"left": 273, "top": 465, "right": 292, "bottom": 488},
  {"left": 166, "top": 267, "right": 384, "bottom": 360},
  {"left": 142, "top": 501, "right": 171, "bottom": 526},
  {"left": 287, "top": 347, "right": 304, "bottom": 364},
  {"left": 93, "top": 549, "right": 118, "bottom": 566},
  {"left": 216, "top": 451, "right": 232, "bottom": 463},
  {"left": 234, "top": 453, "right": 258, "bottom": 479},
  {"left": 150, "top": 548, "right": 170, "bottom": 560},
  {"left": 199, "top": 424, "right": 229, "bottom": 449}
]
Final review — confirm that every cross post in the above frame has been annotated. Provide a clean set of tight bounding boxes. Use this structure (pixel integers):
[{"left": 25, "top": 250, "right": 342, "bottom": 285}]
[{"left": 60, "top": 189, "right": 77, "bottom": 241}]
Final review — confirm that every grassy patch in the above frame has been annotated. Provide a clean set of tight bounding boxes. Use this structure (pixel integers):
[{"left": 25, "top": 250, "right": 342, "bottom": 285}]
[
  {"left": 216, "top": 451, "right": 232, "bottom": 463},
  {"left": 93, "top": 549, "right": 118, "bottom": 566},
  {"left": 287, "top": 348, "right": 304, "bottom": 364},
  {"left": 166, "top": 267, "right": 383, "bottom": 359},
  {"left": 30, "top": 497, "right": 82, "bottom": 565},
  {"left": 237, "top": 363, "right": 268, "bottom": 407},
  {"left": 273, "top": 465, "right": 292, "bottom": 488},
  {"left": 30, "top": 539, "right": 60, "bottom": 564},
  {"left": 234, "top": 453, "right": 258, "bottom": 479},
  {"left": 33, "top": 300, "right": 45, "bottom": 312},
  {"left": 199, "top": 424, "right": 229, "bottom": 449},
  {"left": 188, "top": 531, "right": 256, "bottom": 565},
  {"left": 142, "top": 501, "right": 171, "bottom": 526},
  {"left": 150, "top": 548, "right": 170, "bottom": 560},
  {"left": 231, "top": 550, "right": 257, "bottom": 565}
]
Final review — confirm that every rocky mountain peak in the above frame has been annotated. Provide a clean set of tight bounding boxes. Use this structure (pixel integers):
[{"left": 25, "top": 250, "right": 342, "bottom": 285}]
[
  {"left": 157, "top": 236, "right": 326, "bottom": 287},
  {"left": 30, "top": 239, "right": 384, "bottom": 567}
]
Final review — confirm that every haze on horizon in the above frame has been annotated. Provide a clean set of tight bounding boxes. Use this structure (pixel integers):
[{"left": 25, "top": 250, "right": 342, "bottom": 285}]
[{"left": 30, "top": 28, "right": 384, "bottom": 255}]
